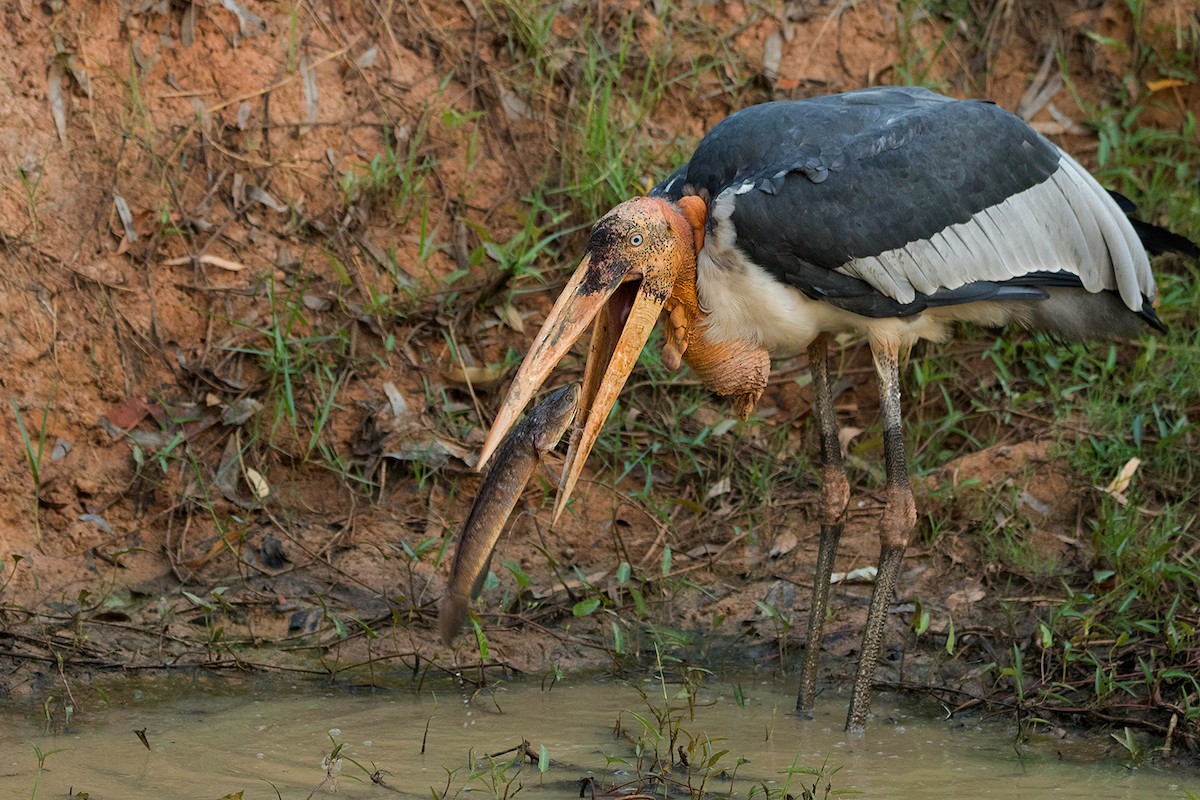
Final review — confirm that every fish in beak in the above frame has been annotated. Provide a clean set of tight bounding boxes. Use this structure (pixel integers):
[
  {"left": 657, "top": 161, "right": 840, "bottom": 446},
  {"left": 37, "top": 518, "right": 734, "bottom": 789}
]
[
  {"left": 477, "top": 195, "right": 708, "bottom": 520},
  {"left": 440, "top": 383, "right": 580, "bottom": 646}
]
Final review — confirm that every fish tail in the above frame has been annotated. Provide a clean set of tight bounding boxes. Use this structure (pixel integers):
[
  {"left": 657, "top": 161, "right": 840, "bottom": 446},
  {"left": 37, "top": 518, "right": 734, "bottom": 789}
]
[{"left": 438, "top": 591, "right": 471, "bottom": 646}]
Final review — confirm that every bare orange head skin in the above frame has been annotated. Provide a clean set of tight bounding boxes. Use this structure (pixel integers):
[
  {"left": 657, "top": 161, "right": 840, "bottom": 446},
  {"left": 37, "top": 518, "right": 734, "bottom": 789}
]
[
  {"left": 478, "top": 194, "right": 770, "bottom": 520},
  {"left": 478, "top": 196, "right": 705, "bottom": 517}
]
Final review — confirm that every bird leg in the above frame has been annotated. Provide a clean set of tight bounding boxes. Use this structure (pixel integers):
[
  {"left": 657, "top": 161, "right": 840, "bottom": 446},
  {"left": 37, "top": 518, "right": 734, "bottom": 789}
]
[
  {"left": 796, "top": 333, "right": 850, "bottom": 716},
  {"left": 845, "top": 338, "right": 917, "bottom": 733}
]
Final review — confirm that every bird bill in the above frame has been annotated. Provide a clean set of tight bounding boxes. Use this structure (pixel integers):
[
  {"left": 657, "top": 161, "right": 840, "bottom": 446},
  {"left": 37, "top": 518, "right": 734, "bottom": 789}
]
[{"left": 478, "top": 197, "right": 701, "bottom": 521}]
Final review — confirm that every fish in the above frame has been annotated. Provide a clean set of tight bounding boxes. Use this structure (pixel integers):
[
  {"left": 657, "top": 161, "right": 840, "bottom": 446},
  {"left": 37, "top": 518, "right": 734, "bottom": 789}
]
[{"left": 438, "top": 383, "right": 580, "bottom": 645}]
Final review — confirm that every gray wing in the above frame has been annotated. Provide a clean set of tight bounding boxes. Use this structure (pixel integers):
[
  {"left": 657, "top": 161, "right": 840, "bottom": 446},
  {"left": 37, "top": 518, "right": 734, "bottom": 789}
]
[{"left": 656, "top": 87, "right": 1157, "bottom": 321}]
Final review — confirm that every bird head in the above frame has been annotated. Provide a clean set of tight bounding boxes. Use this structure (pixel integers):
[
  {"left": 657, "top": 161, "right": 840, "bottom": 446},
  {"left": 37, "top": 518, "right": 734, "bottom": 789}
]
[{"left": 477, "top": 194, "right": 707, "bottom": 519}]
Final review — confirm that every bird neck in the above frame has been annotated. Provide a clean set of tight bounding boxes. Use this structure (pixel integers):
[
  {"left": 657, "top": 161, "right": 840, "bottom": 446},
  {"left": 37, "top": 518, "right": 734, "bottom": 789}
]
[{"left": 663, "top": 252, "right": 770, "bottom": 420}]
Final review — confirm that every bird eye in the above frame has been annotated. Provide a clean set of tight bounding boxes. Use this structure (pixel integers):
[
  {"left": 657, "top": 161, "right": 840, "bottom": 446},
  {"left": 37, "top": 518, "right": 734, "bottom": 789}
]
[{"left": 630, "top": 233, "right": 644, "bottom": 247}]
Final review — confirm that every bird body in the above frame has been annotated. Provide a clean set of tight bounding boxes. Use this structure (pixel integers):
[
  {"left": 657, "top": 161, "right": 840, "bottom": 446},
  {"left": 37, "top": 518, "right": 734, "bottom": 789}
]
[
  {"left": 477, "top": 86, "right": 1193, "bottom": 733},
  {"left": 652, "top": 86, "right": 1161, "bottom": 352}
]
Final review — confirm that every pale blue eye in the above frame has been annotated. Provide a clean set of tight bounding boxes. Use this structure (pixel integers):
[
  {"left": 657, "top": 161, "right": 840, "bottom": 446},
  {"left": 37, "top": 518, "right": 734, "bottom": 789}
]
[{"left": 630, "top": 234, "right": 644, "bottom": 246}]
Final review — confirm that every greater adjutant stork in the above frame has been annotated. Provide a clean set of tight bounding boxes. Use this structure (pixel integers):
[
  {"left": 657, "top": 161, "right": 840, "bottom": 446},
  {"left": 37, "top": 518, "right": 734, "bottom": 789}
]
[{"left": 476, "top": 86, "right": 1192, "bottom": 732}]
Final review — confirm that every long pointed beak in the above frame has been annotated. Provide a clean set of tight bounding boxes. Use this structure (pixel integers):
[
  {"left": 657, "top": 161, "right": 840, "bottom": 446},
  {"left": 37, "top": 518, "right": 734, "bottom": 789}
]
[
  {"left": 478, "top": 258, "right": 678, "bottom": 519},
  {"left": 477, "top": 252, "right": 611, "bottom": 468},
  {"left": 556, "top": 272, "right": 672, "bottom": 519},
  {"left": 478, "top": 195, "right": 705, "bottom": 524}
]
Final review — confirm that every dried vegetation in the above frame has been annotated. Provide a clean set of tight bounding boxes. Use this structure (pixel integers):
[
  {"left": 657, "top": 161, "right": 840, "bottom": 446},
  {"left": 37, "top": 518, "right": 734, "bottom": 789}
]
[{"left": 0, "top": 0, "right": 1198, "bottom": 763}]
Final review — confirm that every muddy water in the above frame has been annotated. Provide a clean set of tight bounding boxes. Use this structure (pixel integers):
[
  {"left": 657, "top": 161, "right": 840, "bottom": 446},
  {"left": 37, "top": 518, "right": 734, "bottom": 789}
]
[{"left": 2, "top": 674, "right": 1195, "bottom": 799}]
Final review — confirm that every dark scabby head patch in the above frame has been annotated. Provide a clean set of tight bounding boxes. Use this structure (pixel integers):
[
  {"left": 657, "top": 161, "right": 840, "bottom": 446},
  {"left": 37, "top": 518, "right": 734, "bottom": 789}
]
[{"left": 580, "top": 214, "right": 637, "bottom": 295}]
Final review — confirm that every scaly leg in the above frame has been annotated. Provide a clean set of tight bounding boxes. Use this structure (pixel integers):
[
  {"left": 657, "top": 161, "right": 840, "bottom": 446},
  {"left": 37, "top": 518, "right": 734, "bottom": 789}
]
[
  {"left": 845, "top": 337, "right": 917, "bottom": 733},
  {"left": 796, "top": 334, "right": 850, "bottom": 716}
]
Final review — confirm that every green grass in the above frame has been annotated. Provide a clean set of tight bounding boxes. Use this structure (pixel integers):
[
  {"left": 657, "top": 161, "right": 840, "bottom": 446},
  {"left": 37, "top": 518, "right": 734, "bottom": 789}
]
[
  {"left": 9, "top": 397, "right": 52, "bottom": 540},
  {"left": 471, "top": 0, "right": 1197, "bottom": 745},
  {"left": 226, "top": 0, "right": 1200, "bottom": 743},
  {"left": 21, "top": 0, "right": 1196, "bottom": 758}
]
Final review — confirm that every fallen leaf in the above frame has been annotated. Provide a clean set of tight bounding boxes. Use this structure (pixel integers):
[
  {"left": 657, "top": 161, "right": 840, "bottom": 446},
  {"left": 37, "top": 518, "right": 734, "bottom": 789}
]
[
  {"left": 382, "top": 381, "right": 409, "bottom": 418},
  {"left": 769, "top": 532, "right": 798, "bottom": 558},
  {"left": 762, "top": 31, "right": 783, "bottom": 81},
  {"left": 705, "top": 476, "right": 731, "bottom": 502},
  {"left": 161, "top": 254, "right": 246, "bottom": 271},
  {"left": 113, "top": 192, "right": 137, "bottom": 243},
  {"left": 101, "top": 397, "right": 151, "bottom": 434},
  {"left": 443, "top": 364, "right": 507, "bottom": 387},
  {"left": 48, "top": 60, "right": 67, "bottom": 140},
  {"left": 498, "top": 302, "right": 525, "bottom": 333},
  {"left": 71, "top": 259, "right": 127, "bottom": 287},
  {"left": 302, "top": 294, "right": 332, "bottom": 311},
  {"left": 181, "top": 0, "right": 198, "bottom": 46},
  {"left": 249, "top": 185, "right": 286, "bottom": 212},
  {"left": 1147, "top": 78, "right": 1189, "bottom": 93},
  {"left": 838, "top": 426, "right": 863, "bottom": 453},
  {"left": 244, "top": 467, "right": 271, "bottom": 500},
  {"left": 220, "top": 0, "right": 266, "bottom": 37},
  {"left": 79, "top": 513, "right": 113, "bottom": 533},
  {"left": 499, "top": 86, "right": 534, "bottom": 121},
  {"left": 946, "top": 582, "right": 986, "bottom": 616},
  {"left": 221, "top": 397, "right": 261, "bottom": 426},
  {"left": 830, "top": 566, "right": 876, "bottom": 585},
  {"left": 354, "top": 46, "right": 378, "bottom": 70},
  {"left": 1017, "top": 491, "right": 1051, "bottom": 516},
  {"left": 65, "top": 53, "right": 92, "bottom": 98},
  {"left": 300, "top": 57, "right": 319, "bottom": 130},
  {"left": 1104, "top": 456, "right": 1141, "bottom": 497},
  {"left": 686, "top": 543, "right": 723, "bottom": 559}
]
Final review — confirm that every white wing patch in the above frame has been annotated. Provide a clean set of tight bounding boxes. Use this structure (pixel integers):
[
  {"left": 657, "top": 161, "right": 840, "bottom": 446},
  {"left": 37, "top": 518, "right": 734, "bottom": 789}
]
[{"left": 838, "top": 149, "right": 1155, "bottom": 311}]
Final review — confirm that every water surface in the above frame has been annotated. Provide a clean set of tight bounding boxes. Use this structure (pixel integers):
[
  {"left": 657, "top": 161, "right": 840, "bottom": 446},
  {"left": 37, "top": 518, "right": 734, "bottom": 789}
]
[{"left": 1, "top": 673, "right": 1194, "bottom": 799}]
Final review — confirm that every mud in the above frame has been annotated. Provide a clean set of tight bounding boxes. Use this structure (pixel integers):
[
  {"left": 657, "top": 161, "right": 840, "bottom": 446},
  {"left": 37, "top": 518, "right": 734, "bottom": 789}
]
[{"left": 0, "top": 0, "right": 1195, "bottom": 758}]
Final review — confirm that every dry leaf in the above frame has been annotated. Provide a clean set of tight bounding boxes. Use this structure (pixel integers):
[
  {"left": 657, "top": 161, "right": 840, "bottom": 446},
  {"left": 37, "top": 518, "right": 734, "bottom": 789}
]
[
  {"left": 382, "top": 381, "right": 409, "bottom": 418},
  {"left": 181, "top": 0, "right": 198, "bottom": 46},
  {"left": 499, "top": 87, "right": 534, "bottom": 121},
  {"left": 762, "top": 31, "right": 783, "bottom": 81},
  {"left": 71, "top": 259, "right": 127, "bottom": 287},
  {"left": 769, "top": 531, "right": 798, "bottom": 558},
  {"left": 244, "top": 467, "right": 271, "bottom": 500},
  {"left": 198, "top": 255, "right": 246, "bottom": 271},
  {"left": 705, "top": 476, "right": 731, "bottom": 502},
  {"left": 48, "top": 60, "right": 67, "bottom": 141},
  {"left": 686, "top": 543, "right": 723, "bottom": 558},
  {"left": 113, "top": 192, "right": 137, "bottom": 243},
  {"left": 946, "top": 582, "right": 986, "bottom": 616},
  {"left": 222, "top": 397, "right": 261, "bottom": 426},
  {"left": 301, "top": 57, "right": 319, "bottom": 130},
  {"left": 161, "top": 254, "right": 246, "bottom": 271},
  {"left": 65, "top": 54, "right": 91, "bottom": 98},
  {"left": 838, "top": 426, "right": 863, "bottom": 453},
  {"left": 100, "top": 397, "right": 151, "bottom": 435},
  {"left": 443, "top": 364, "right": 507, "bottom": 387},
  {"left": 830, "top": 566, "right": 876, "bottom": 585},
  {"left": 249, "top": 185, "right": 286, "bottom": 212},
  {"left": 354, "top": 46, "right": 378, "bottom": 70},
  {"left": 498, "top": 302, "right": 525, "bottom": 333},
  {"left": 1147, "top": 78, "right": 1189, "bottom": 93},
  {"left": 1104, "top": 456, "right": 1141, "bottom": 498},
  {"left": 220, "top": 0, "right": 266, "bottom": 37},
  {"left": 1017, "top": 491, "right": 1051, "bottom": 516}
]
